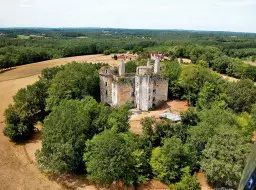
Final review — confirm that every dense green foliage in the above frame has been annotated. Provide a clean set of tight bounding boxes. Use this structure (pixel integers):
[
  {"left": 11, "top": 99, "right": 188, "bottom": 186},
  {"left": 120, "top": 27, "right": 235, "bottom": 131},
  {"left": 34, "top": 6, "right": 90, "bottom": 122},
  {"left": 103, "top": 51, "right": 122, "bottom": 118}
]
[
  {"left": 150, "top": 137, "right": 190, "bottom": 184},
  {"left": 162, "top": 61, "right": 182, "bottom": 99},
  {"left": 4, "top": 80, "right": 48, "bottom": 141},
  {"left": 201, "top": 126, "right": 251, "bottom": 188},
  {"left": 84, "top": 130, "right": 150, "bottom": 186},
  {"left": 46, "top": 62, "right": 100, "bottom": 110},
  {"left": 170, "top": 167, "right": 201, "bottom": 190},
  {"left": 37, "top": 97, "right": 131, "bottom": 173}
]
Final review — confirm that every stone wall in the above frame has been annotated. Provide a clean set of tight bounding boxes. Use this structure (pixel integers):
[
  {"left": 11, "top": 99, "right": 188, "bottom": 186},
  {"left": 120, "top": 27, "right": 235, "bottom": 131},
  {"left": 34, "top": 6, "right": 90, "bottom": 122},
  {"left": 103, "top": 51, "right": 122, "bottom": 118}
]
[
  {"left": 100, "top": 75, "right": 113, "bottom": 105},
  {"left": 135, "top": 75, "right": 153, "bottom": 111},
  {"left": 112, "top": 76, "right": 135, "bottom": 107},
  {"left": 152, "top": 77, "right": 168, "bottom": 107}
]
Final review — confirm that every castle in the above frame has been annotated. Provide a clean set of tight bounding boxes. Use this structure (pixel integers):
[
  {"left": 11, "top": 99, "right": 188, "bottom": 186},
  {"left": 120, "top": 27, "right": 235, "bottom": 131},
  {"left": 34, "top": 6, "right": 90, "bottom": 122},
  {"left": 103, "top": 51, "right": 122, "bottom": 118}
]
[{"left": 99, "top": 57, "right": 168, "bottom": 111}]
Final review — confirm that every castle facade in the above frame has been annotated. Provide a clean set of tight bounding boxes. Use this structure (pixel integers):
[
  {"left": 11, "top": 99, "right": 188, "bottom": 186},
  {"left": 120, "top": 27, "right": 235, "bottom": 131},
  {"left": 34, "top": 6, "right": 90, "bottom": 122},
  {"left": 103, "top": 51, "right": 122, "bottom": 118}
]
[{"left": 99, "top": 57, "right": 168, "bottom": 111}]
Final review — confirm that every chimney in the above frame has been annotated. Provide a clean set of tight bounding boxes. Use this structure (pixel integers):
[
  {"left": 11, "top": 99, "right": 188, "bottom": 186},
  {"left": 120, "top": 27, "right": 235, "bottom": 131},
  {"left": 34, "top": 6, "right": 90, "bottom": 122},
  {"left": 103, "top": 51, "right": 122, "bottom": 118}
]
[
  {"left": 119, "top": 60, "right": 125, "bottom": 76},
  {"left": 154, "top": 56, "right": 160, "bottom": 74}
]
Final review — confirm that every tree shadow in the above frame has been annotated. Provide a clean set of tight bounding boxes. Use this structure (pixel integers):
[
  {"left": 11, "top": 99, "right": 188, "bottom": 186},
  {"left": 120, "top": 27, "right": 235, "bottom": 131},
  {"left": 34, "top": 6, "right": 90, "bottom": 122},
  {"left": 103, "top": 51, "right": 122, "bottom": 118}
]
[{"left": 0, "top": 67, "right": 16, "bottom": 74}]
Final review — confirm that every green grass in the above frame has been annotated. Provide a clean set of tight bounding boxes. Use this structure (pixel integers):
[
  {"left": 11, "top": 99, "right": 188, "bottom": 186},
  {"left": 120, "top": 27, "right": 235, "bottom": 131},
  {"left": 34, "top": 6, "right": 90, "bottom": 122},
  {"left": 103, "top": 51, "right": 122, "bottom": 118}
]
[
  {"left": 144, "top": 45, "right": 171, "bottom": 53},
  {"left": 17, "top": 35, "right": 30, "bottom": 39}
]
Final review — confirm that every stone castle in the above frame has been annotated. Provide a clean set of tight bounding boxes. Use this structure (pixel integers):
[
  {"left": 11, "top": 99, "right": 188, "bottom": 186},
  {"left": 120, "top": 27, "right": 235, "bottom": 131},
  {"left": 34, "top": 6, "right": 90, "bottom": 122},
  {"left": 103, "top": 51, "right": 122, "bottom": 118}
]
[{"left": 99, "top": 57, "right": 168, "bottom": 111}]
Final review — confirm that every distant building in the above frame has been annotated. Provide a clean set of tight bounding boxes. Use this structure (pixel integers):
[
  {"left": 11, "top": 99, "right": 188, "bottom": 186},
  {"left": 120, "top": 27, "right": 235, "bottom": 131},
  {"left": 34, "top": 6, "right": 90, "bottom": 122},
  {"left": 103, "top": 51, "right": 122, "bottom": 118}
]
[{"left": 99, "top": 56, "right": 168, "bottom": 111}]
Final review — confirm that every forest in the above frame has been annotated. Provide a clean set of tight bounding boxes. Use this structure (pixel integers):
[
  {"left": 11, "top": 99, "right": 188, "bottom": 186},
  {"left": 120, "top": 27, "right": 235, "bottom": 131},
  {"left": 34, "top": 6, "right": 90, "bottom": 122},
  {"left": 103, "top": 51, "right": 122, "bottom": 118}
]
[
  {"left": 2, "top": 28, "right": 256, "bottom": 189},
  {"left": 0, "top": 28, "right": 256, "bottom": 70}
]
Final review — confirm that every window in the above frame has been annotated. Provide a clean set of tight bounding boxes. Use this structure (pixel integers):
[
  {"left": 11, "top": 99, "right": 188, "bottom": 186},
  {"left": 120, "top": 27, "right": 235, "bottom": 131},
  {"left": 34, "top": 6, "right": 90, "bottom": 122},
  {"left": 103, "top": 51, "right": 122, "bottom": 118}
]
[
  {"left": 149, "top": 96, "right": 150, "bottom": 101},
  {"left": 154, "top": 81, "right": 157, "bottom": 85},
  {"left": 105, "top": 82, "right": 108, "bottom": 86},
  {"left": 131, "top": 92, "right": 135, "bottom": 97},
  {"left": 105, "top": 70, "right": 108, "bottom": 74},
  {"left": 106, "top": 90, "right": 108, "bottom": 96},
  {"left": 153, "top": 97, "right": 156, "bottom": 101},
  {"left": 153, "top": 89, "right": 156, "bottom": 94}
]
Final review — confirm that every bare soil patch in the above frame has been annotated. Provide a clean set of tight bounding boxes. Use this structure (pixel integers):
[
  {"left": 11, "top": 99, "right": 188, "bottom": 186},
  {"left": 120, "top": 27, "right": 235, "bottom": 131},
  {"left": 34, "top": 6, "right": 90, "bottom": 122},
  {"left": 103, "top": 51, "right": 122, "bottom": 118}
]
[
  {"left": 129, "top": 100, "right": 189, "bottom": 135},
  {"left": 197, "top": 172, "right": 212, "bottom": 190},
  {"left": 219, "top": 74, "right": 239, "bottom": 82}
]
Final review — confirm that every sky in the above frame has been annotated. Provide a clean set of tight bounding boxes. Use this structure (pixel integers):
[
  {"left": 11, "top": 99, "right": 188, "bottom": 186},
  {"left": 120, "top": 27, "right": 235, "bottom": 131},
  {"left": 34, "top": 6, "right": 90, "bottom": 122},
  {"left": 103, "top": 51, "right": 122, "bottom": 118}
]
[{"left": 0, "top": 0, "right": 255, "bottom": 33}]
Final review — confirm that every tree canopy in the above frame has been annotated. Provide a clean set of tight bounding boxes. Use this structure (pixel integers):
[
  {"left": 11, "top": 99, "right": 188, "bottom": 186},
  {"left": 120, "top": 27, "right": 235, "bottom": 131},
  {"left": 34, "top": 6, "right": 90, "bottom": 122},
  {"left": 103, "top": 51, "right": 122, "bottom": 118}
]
[
  {"left": 46, "top": 62, "right": 100, "bottom": 110},
  {"left": 84, "top": 130, "right": 150, "bottom": 186}
]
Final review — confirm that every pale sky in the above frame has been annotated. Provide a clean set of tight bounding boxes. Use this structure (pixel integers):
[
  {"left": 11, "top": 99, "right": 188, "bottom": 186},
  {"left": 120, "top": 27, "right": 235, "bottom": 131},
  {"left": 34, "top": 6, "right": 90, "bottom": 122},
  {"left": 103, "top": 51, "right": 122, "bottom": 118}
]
[{"left": 0, "top": 0, "right": 255, "bottom": 32}]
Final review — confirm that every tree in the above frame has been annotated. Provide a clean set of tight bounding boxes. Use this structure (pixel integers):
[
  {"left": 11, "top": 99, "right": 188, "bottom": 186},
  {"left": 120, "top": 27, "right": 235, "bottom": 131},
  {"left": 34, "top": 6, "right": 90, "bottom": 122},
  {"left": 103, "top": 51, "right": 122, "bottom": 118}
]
[
  {"left": 180, "top": 108, "right": 198, "bottom": 126},
  {"left": 84, "top": 130, "right": 149, "bottom": 186},
  {"left": 150, "top": 136, "right": 188, "bottom": 184},
  {"left": 170, "top": 167, "right": 201, "bottom": 190},
  {"left": 113, "top": 54, "right": 118, "bottom": 60},
  {"left": 252, "top": 55, "right": 256, "bottom": 62},
  {"left": 185, "top": 108, "right": 238, "bottom": 163},
  {"left": 4, "top": 80, "right": 48, "bottom": 141},
  {"left": 196, "top": 82, "right": 228, "bottom": 110},
  {"left": 107, "top": 106, "right": 131, "bottom": 133},
  {"left": 211, "top": 56, "right": 231, "bottom": 74},
  {"left": 4, "top": 105, "right": 34, "bottom": 141},
  {"left": 40, "top": 66, "right": 64, "bottom": 81},
  {"left": 141, "top": 117, "right": 155, "bottom": 142},
  {"left": 125, "top": 60, "right": 137, "bottom": 73},
  {"left": 201, "top": 126, "right": 251, "bottom": 188},
  {"left": 46, "top": 62, "right": 100, "bottom": 110},
  {"left": 224, "top": 79, "right": 256, "bottom": 113},
  {"left": 242, "top": 65, "right": 256, "bottom": 81},
  {"left": 179, "top": 65, "right": 219, "bottom": 105},
  {"left": 196, "top": 60, "right": 209, "bottom": 68},
  {"left": 37, "top": 97, "right": 108, "bottom": 173},
  {"left": 162, "top": 61, "right": 182, "bottom": 99}
]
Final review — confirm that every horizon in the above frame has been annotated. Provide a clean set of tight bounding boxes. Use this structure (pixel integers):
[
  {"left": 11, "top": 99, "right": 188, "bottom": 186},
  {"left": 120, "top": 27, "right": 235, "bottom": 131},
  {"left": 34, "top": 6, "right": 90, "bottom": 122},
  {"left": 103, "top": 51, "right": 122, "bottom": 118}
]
[
  {"left": 0, "top": 27, "right": 255, "bottom": 34},
  {"left": 0, "top": 0, "right": 255, "bottom": 33}
]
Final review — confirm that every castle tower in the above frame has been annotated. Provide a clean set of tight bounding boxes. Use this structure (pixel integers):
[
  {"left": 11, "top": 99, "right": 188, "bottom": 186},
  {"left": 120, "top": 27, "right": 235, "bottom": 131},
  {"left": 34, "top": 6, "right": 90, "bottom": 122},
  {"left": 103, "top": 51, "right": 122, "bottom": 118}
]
[
  {"left": 154, "top": 56, "right": 160, "bottom": 74},
  {"left": 147, "top": 58, "right": 151, "bottom": 67},
  {"left": 119, "top": 60, "right": 125, "bottom": 76}
]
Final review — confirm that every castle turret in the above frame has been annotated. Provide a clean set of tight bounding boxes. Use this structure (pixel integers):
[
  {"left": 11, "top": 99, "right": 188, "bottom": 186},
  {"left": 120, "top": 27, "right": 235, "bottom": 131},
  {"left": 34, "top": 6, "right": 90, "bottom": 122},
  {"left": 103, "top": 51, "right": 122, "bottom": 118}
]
[
  {"left": 147, "top": 58, "right": 151, "bottom": 67},
  {"left": 154, "top": 56, "right": 160, "bottom": 74},
  {"left": 119, "top": 60, "right": 125, "bottom": 76}
]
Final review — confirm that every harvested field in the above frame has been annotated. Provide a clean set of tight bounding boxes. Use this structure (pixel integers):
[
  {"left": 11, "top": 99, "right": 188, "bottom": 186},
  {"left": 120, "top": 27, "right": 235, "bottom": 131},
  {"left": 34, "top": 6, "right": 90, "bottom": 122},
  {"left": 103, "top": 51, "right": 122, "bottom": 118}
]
[{"left": 0, "top": 54, "right": 124, "bottom": 82}]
